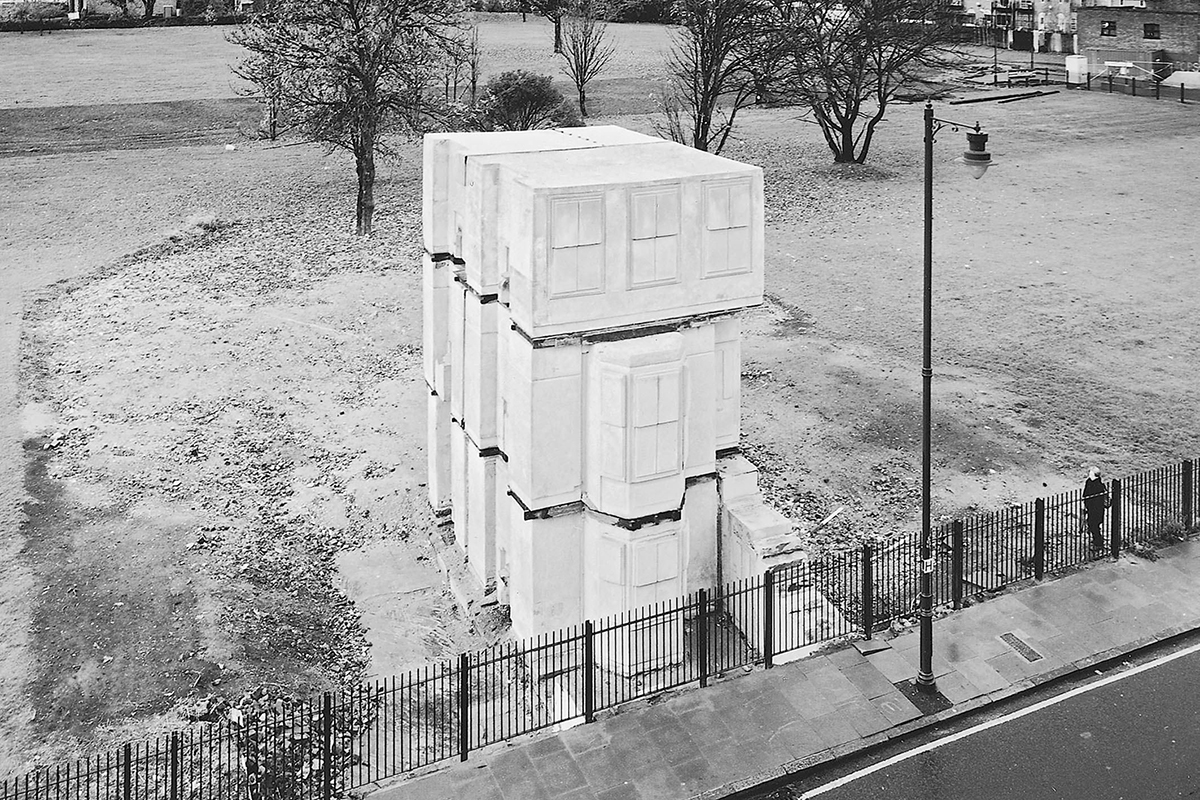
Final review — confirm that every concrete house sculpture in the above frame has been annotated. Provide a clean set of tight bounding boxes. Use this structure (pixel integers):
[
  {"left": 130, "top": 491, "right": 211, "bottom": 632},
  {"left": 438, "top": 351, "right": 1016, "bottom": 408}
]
[{"left": 423, "top": 126, "right": 806, "bottom": 672}]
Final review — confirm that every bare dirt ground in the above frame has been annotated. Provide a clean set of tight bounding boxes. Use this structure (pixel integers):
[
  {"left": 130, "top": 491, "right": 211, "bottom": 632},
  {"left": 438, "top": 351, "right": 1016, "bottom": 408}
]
[{"left": 2, "top": 20, "right": 1199, "bottom": 777}]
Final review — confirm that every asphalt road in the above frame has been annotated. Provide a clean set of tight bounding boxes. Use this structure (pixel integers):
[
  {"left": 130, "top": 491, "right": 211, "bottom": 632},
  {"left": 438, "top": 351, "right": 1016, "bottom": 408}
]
[{"left": 766, "top": 643, "right": 1200, "bottom": 800}]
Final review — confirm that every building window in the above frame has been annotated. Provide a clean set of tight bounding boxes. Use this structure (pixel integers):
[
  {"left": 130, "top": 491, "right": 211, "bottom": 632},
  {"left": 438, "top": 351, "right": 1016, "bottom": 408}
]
[
  {"left": 1100, "top": 19, "right": 1116, "bottom": 36},
  {"left": 629, "top": 187, "right": 680, "bottom": 288},
  {"left": 550, "top": 195, "right": 604, "bottom": 298},
  {"left": 1143, "top": 22, "right": 1160, "bottom": 39}
]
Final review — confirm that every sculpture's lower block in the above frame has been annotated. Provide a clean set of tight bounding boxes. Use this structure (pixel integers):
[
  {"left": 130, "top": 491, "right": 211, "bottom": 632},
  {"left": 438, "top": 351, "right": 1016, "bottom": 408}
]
[
  {"left": 462, "top": 294, "right": 500, "bottom": 449},
  {"left": 507, "top": 499, "right": 583, "bottom": 638},
  {"left": 427, "top": 388, "right": 452, "bottom": 512},
  {"left": 450, "top": 423, "right": 469, "bottom": 553},
  {"left": 503, "top": 334, "right": 583, "bottom": 510},
  {"left": 423, "top": 254, "right": 451, "bottom": 386},
  {"left": 466, "top": 449, "right": 500, "bottom": 589},
  {"left": 714, "top": 318, "right": 741, "bottom": 450},
  {"left": 682, "top": 477, "right": 719, "bottom": 592},
  {"left": 583, "top": 513, "right": 685, "bottom": 675}
]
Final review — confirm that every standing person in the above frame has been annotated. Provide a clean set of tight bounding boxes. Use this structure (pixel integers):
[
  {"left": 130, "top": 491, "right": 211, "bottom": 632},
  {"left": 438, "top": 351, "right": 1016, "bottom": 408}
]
[{"left": 1083, "top": 467, "right": 1109, "bottom": 551}]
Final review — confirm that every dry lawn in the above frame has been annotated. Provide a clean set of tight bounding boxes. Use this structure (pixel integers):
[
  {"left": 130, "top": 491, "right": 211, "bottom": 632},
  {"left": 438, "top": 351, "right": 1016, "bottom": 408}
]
[{"left": 2, "top": 18, "right": 1199, "bottom": 777}]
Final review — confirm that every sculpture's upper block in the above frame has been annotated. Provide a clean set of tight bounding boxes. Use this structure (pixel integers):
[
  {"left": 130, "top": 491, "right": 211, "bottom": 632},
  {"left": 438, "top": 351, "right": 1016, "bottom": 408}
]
[
  {"left": 491, "top": 139, "right": 764, "bottom": 339},
  {"left": 422, "top": 126, "right": 662, "bottom": 265}
]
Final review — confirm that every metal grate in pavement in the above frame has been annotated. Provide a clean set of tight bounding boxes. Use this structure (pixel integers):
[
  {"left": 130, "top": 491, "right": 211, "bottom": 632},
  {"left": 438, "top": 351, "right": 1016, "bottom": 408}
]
[{"left": 999, "top": 631, "right": 1044, "bottom": 662}]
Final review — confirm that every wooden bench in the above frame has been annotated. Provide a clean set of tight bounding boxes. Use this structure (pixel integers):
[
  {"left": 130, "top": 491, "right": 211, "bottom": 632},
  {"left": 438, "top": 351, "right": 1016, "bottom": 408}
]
[{"left": 1006, "top": 70, "right": 1041, "bottom": 87}]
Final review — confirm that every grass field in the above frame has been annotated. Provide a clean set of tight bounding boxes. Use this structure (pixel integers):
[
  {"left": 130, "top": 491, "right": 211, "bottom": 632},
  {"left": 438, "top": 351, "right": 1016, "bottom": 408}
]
[{"left": 2, "top": 16, "right": 1200, "bottom": 777}]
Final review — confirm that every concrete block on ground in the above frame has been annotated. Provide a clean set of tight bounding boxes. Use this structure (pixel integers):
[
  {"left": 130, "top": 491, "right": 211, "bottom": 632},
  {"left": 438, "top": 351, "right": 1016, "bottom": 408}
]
[
  {"left": 507, "top": 500, "right": 584, "bottom": 638},
  {"left": 683, "top": 477, "right": 719, "bottom": 593},
  {"left": 426, "top": 389, "right": 452, "bottom": 512},
  {"left": 583, "top": 512, "right": 685, "bottom": 675},
  {"left": 450, "top": 423, "right": 468, "bottom": 553},
  {"left": 466, "top": 450, "right": 500, "bottom": 589}
]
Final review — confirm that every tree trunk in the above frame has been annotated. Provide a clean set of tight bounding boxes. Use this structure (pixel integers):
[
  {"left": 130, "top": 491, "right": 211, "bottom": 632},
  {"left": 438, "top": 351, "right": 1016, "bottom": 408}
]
[
  {"left": 355, "top": 146, "right": 375, "bottom": 236},
  {"left": 578, "top": 87, "right": 587, "bottom": 118},
  {"left": 553, "top": 17, "right": 562, "bottom": 53},
  {"left": 143, "top": 0, "right": 156, "bottom": 19}
]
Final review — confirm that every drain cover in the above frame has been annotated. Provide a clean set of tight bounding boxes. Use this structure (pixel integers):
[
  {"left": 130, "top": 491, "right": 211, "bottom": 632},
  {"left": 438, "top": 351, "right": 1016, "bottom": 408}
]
[{"left": 999, "top": 632, "right": 1044, "bottom": 662}]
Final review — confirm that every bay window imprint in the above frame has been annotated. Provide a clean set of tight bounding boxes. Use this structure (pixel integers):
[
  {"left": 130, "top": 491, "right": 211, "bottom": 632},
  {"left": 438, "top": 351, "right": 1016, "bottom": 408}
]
[
  {"left": 598, "top": 366, "right": 683, "bottom": 482},
  {"left": 632, "top": 370, "right": 681, "bottom": 480},
  {"left": 703, "top": 180, "right": 753, "bottom": 277},
  {"left": 550, "top": 195, "right": 605, "bottom": 297},
  {"left": 629, "top": 187, "right": 681, "bottom": 287}
]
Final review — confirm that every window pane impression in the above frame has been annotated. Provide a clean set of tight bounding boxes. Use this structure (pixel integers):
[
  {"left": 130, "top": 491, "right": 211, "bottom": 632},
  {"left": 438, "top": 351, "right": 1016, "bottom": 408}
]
[
  {"left": 703, "top": 181, "right": 752, "bottom": 276},
  {"left": 550, "top": 195, "right": 604, "bottom": 296},
  {"left": 630, "top": 188, "right": 681, "bottom": 286}
]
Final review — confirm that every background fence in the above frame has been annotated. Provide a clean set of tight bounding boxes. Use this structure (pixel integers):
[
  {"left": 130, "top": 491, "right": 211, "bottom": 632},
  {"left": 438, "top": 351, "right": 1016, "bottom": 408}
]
[
  {"left": 1070, "top": 73, "right": 1200, "bottom": 103},
  {"left": 4, "top": 458, "right": 1196, "bottom": 800}
]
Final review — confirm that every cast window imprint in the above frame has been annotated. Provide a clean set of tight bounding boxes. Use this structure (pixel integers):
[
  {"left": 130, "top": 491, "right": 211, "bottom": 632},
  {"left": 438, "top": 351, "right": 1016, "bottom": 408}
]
[
  {"left": 1143, "top": 22, "right": 1160, "bottom": 39},
  {"left": 632, "top": 370, "right": 681, "bottom": 480},
  {"left": 631, "top": 535, "right": 680, "bottom": 607},
  {"left": 550, "top": 194, "right": 605, "bottom": 298},
  {"left": 702, "top": 180, "right": 753, "bottom": 277},
  {"left": 598, "top": 367, "right": 682, "bottom": 481},
  {"left": 1100, "top": 20, "right": 1116, "bottom": 36},
  {"left": 629, "top": 187, "right": 681, "bottom": 287}
]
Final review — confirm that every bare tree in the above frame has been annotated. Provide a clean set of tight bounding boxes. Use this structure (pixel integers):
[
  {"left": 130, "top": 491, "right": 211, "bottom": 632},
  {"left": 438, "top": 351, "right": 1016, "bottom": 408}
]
[
  {"left": 659, "top": 0, "right": 759, "bottom": 154},
  {"left": 766, "top": 0, "right": 954, "bottom": 163},
  {"left": 558, "top": 5, "right": 615, "bottom": 118},
  {"left": 530, "top": 0, "right": 571, "bottom": 53},
  {"left": 142, "top": 0, "right": 158, "bottom": 19},
  {"left": 230, "top": 0, "right": 462, "bottom": 235}
]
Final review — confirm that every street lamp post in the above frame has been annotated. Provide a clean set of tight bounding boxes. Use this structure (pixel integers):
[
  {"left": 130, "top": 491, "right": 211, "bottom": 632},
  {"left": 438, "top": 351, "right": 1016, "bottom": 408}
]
[{"left": 918, "top": 102, "right": 992, "bottom": 691}]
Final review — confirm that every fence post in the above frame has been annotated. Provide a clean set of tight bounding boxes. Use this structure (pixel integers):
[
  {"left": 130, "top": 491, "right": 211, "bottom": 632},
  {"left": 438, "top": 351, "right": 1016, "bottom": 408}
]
[
  {"left": 697, "top": 589, "right": 709, "bottom": 688},
  {"left": 583, "top": 620, "right": 595, "bottom": 723},
  {"left": 1110, "top": 477, "right": 1123, "bottom": 559},
  {"left": 122, "top": 743, "right": 131, "bottom": 800},
  {"left": 457, "top": 653, "right": 470, "bottom": 762},
  {"left": 952, "top": 520, "right": 964, "bottom": 610},
  {"left": 763, "top": 570, "right": 775, "bottom": 669},
  {"left": 1108, "top": 74, "right": 1114, "bottom": 92},
  {"left": 1132, "top": 77, "right": 1137, "bottom": 96},
  {"left": 321, "top": 693, "right": 333, "bottom": 800},
  {"left": 1034, "top": 498, "right": 1046, "bottom": 581},
  {"left": 861, "top": 544, "right": 874, "bottom": 639},
  {"left": 1183, "top": 460, "right": 1194, "bottom": 529},
  {"left": 169, "top": 732, "right": 180, "bottom": 800}
]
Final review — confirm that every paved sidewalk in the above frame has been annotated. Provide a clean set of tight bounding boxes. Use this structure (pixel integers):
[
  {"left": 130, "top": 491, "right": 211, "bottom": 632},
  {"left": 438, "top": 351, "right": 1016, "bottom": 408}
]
[{"left": 369, "top": 538, "right": 1200, "bottom": 800}]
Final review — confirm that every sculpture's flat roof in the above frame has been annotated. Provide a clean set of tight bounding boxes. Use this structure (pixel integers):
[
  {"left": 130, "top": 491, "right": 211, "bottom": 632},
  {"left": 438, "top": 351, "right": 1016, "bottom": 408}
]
[{"left": 476, "top": 141, "right": 758, "bottom": 189}]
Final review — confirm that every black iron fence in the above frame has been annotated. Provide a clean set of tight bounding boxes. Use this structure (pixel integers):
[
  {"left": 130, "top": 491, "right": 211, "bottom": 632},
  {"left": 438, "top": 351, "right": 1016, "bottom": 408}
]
[
  {"left": 4, "top": 459, "right": 1197, "bottom": 799},
  {"left": 1070, "top": 73, "right": 1200, "bottom": 103}
]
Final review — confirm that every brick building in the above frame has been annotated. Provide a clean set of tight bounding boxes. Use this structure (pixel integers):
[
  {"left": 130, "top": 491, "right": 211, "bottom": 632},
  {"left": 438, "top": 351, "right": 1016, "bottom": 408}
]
[{"left": 1077, "top": 0, "right": 1200, "bottom": 73}]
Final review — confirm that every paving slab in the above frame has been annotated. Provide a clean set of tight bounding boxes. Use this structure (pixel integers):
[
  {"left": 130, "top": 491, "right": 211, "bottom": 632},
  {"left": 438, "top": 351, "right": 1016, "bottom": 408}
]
[{"left": 369, "top": 538, "right": 1200, "bottom": 800}]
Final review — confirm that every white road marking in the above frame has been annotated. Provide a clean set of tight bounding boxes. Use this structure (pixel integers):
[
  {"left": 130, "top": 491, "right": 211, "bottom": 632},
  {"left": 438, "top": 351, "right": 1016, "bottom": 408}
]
[{"left": 801, "top": 639, "right": 1200, "bottom": 798}]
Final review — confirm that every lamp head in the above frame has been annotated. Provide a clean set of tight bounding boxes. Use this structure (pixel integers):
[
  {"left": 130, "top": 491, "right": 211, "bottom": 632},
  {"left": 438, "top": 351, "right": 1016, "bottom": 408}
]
[{"left": 962, "top": 128, "right": 992, "bottom": 179}]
